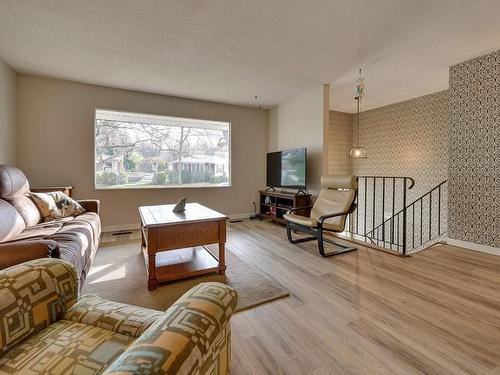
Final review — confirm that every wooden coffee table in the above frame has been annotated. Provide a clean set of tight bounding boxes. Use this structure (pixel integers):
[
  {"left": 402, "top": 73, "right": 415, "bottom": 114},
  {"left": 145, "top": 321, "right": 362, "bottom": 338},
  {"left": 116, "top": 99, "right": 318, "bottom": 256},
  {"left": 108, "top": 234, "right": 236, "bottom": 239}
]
[{"left": 139, "top": 203, "right": 228, "bottom": 290}]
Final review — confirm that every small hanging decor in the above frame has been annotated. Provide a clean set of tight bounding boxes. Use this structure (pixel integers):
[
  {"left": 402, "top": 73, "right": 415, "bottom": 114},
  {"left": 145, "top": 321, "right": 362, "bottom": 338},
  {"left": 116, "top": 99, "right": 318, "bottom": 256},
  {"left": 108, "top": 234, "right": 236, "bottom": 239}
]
[{"left": 350, "top": 69, "right": 367, "bottom": 159}]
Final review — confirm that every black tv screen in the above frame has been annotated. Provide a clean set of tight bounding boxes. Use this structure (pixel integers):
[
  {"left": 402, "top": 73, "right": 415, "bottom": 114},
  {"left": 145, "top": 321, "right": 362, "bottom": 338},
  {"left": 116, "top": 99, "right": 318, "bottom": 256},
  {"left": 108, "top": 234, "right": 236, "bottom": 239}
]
[{"left": 266, "top": 148, "right": 307, "bottom": 189}]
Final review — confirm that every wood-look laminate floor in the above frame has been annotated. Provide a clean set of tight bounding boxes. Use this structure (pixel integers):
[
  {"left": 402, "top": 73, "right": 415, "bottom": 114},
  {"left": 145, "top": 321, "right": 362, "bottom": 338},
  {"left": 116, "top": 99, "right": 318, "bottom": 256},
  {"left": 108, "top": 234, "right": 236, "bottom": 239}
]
[{"left": 227, "top": 220, "right": 500, "bottom": 375}]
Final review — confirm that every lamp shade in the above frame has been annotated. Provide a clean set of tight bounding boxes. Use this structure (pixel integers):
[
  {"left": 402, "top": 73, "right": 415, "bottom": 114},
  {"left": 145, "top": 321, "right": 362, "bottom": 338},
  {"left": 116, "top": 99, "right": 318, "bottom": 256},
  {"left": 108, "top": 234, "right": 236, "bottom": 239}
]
[{"left": 349, "top": 147, "right": 367, "bottom": 159}]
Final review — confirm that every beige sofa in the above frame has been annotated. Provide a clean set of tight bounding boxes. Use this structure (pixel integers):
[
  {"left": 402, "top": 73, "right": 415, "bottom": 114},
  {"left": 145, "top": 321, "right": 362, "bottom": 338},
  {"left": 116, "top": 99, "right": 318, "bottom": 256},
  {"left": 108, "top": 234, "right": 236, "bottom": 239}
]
[
  {"left": 0, "top": 258, "right": 237, "bottom": 374},
  {"left": 0, "top": 165, "right": 100, "bottom": 285}
]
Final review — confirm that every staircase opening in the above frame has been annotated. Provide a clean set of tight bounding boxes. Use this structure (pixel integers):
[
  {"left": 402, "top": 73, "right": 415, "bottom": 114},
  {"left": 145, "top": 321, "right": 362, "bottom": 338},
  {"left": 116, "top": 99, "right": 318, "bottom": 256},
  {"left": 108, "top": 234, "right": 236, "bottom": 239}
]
[{"left": 340, "top": 176, "right": 448, "bottom": 255}]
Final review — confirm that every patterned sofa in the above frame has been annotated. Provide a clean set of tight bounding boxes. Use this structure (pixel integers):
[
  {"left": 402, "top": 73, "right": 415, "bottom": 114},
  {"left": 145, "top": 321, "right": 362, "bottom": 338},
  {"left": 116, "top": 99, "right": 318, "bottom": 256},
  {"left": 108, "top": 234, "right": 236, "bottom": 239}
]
[{"left": 0, "top": 259, "right": 238, "bottom": 374}]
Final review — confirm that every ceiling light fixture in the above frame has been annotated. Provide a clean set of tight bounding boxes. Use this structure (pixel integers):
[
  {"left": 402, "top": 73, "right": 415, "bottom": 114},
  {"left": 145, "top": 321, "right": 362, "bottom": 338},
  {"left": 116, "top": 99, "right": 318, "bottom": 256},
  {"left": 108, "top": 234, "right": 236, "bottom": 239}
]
[{"left": 350, "top": 68, "right": 367, "bottom": 159}]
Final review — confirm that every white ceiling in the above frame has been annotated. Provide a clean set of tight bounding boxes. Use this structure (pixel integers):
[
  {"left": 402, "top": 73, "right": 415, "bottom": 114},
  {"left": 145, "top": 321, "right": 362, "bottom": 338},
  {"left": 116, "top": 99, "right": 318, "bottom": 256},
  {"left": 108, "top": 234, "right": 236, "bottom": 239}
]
[{"left": 1, "top": 0, "right": 500, "bottom": 112}]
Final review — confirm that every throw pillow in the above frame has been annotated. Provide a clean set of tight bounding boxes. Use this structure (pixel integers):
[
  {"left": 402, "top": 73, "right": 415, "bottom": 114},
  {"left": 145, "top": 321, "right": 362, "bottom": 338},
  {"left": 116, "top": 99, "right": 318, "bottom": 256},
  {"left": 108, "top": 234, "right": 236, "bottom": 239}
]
[{"left": 30, "top": 191, "right": 85, "bottom": 222}]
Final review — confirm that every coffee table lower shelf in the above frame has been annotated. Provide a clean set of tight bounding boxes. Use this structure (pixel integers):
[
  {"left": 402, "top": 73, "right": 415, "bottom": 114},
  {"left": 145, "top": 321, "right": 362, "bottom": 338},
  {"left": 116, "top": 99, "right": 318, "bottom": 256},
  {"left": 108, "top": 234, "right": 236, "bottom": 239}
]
[{"left": 142, "top": 245, "right": 220, "bottom": 287}]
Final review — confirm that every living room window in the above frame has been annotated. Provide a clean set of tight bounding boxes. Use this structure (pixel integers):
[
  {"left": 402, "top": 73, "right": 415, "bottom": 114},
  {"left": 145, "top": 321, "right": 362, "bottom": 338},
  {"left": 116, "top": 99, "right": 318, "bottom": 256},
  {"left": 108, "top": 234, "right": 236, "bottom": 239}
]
[{"left": 95, "top": 109, "right": 231, "bottom": 189}]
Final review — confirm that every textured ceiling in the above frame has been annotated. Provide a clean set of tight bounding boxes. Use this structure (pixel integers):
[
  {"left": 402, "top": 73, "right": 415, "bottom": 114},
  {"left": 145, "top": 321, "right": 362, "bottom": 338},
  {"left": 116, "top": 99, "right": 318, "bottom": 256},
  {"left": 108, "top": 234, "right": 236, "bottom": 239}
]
[{"left": 1, "top": 0, "right": 500, "bottom": 112}]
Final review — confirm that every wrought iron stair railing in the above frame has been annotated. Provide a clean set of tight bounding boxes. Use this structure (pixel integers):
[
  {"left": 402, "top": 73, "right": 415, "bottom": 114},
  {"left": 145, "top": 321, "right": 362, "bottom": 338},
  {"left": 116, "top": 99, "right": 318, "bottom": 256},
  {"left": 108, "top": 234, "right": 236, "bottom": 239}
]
[{"left": 343, "top": 176, "right": 447, "bottom": 256}]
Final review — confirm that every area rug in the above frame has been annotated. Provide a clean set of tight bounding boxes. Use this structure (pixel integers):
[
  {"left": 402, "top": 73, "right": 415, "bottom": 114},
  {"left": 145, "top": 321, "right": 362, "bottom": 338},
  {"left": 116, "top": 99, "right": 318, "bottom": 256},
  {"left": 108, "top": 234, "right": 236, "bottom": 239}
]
[{"left": 82, "top": 240, "right": 288, "bottom": 312}]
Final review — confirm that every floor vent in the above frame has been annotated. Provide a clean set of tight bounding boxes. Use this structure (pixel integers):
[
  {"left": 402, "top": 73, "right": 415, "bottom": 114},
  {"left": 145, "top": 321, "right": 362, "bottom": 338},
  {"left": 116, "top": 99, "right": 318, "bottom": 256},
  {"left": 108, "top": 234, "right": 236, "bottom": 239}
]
[{"left": 112, "top": 231, "right": 133, "bottom": 236}]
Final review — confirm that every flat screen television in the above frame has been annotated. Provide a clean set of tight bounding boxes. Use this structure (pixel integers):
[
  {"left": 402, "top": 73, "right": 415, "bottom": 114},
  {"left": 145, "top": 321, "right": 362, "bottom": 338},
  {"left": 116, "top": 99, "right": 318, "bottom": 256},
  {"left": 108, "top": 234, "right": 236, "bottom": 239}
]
[{"left": 266, "top": 148, "right": 307, "bottom": 190}]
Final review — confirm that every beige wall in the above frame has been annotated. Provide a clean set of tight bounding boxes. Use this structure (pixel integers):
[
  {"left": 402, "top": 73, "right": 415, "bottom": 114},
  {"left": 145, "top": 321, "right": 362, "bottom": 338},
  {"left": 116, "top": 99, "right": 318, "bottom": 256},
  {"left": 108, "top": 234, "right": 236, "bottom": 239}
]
[
  {"left": 16, "top": 74, "right": 268, "bottom": 230},
  {"left": 0, "top": 59, "right": 16, "bottom": 165},
  {"left": 268, "top": 85, "right": 328, "bottom": 195}
]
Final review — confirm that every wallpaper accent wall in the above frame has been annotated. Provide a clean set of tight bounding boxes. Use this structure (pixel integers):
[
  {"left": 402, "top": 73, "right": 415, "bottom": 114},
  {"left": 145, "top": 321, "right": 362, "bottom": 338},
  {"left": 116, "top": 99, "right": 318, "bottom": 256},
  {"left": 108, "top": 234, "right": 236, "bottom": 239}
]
[
  {"left": 328, "top": 91, "right": 449, "bottom": 251},
  {"left": 328, "top": 111, "right": 353, "bottom": 175},
  {"left": 448, "top": 51, "right": 499, "bottom": 248},
  {"left": 351, "top": 90, "right": 449, "bottom": 205}
]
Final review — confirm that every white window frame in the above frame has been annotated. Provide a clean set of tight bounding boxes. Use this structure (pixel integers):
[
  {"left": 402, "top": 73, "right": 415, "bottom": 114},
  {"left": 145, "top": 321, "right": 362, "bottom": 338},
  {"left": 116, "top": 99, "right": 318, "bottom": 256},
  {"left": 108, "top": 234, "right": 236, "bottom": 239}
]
[{"left": 94, "top": 108, "right": 231, "bottom": 190}]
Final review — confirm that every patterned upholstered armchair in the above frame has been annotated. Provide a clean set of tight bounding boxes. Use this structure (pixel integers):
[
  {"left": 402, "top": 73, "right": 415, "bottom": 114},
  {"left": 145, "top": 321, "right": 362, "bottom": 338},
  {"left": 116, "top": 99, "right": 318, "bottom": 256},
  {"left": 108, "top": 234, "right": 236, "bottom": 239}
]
[{"left": 0, "top": 258, "right": 237, "bottom": 374}]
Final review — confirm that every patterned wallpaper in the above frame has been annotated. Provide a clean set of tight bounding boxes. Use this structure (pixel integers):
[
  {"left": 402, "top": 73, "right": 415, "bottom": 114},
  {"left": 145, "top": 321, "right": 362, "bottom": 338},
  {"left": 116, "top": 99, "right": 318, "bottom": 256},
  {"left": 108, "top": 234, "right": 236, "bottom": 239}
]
[
  {"left": 328, "top": 91, "right": 449, "bottom": 251},
  {"left": 448, "top": 51, "right": 499, "bottom": 247},
  {"left": 328, "top": 52, "right": 499, "bottom": 249},
  {"left": 352, "top": 91, "right": 449, "bottom": 204},
  {"left": 328, "top": 111, "right": 353, "bottom": 175}
]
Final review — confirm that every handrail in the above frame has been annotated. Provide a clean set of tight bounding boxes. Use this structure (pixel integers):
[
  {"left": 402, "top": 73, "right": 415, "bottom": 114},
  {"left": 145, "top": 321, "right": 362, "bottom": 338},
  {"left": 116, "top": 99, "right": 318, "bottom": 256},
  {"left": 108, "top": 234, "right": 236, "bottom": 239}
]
[
  {"left": 364, "top": 179, "right": 448, "bottom": 254},
  {"left": 359, "top": 176, "right": 415, "bottom": 189},
  {"left": 406, "top": 179, "right": 447, "bottom": 207},
  {"left": 345, "top": 175, "right": 415, "bottom": 255},
  {"left": 366, "top": 180, "right": 447, "bottom": 237},
  {"left": 344, "top": 176, "right": 447, "bottom": 256}
]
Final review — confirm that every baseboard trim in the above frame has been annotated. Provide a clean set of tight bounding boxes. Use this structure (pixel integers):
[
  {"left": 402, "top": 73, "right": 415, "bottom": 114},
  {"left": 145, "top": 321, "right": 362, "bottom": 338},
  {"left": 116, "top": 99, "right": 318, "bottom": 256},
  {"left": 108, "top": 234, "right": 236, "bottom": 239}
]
[
  {"left": 447, "top": 238, "right": 500, "bottom": 256},
  {"left": 102, "top": 212, "right": 253, "bottom": 233},
  {"left": 228, "top": 212, "right": 253, "bottom": 220},
  {"left": 102, "top": 223, "right": 140, "bottom": 233}
]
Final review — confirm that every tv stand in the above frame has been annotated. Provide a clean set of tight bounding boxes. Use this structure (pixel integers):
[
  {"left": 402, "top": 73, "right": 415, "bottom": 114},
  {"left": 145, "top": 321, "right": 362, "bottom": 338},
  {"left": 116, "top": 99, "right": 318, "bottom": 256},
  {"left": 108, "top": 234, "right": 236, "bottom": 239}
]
[{"left": 259, "top": 190, "right": 311, "bottom": 224}]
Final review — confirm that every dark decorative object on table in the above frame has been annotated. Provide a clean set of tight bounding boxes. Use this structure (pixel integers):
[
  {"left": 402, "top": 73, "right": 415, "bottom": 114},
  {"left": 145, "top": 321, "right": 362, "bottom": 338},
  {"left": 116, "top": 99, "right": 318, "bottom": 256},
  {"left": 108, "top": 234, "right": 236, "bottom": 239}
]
[{"left": 173, "top": 197, "right": 187, "bottom": 212}]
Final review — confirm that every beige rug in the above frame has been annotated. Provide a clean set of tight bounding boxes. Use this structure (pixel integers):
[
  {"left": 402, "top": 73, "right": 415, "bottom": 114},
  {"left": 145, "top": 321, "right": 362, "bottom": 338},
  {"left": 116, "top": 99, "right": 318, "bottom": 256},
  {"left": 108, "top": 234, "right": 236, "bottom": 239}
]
[{"left": 82, "top": 241, "right": 288, "bottom": 312}]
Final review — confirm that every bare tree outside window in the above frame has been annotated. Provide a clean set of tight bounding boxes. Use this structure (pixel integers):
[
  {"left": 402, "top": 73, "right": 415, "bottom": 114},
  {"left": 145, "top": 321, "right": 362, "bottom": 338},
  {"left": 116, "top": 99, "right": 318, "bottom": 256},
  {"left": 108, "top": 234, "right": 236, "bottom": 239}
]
[{"left": 95, "top": 109, "right": 230, "bottom": 189}]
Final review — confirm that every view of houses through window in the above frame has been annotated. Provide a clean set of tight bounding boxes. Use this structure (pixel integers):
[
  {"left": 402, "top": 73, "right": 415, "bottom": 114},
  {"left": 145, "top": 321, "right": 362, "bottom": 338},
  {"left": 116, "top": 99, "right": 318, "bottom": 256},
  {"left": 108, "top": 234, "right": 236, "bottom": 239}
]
[{"left": 95, "top": 109, "right": 230, "bottom": 189}]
